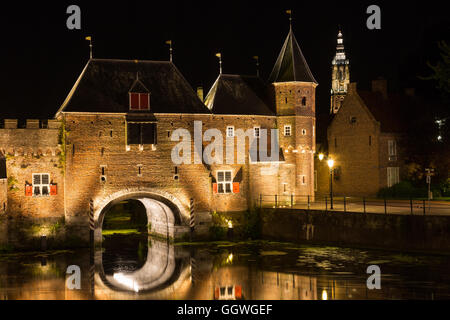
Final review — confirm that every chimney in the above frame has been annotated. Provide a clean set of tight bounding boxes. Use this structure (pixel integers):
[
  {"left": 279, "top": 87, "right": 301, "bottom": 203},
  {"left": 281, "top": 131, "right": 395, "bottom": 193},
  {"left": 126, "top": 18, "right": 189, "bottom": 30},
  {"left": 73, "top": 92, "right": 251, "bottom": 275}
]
[
  {"left": 197, "top": 86, "right": 204, "bottom": 102},
  {"left": 404, "top": 88, "right": 415, "bottom": 97},
  {"left": 371, "top": 78, "right": 388, "bottom": 99}
]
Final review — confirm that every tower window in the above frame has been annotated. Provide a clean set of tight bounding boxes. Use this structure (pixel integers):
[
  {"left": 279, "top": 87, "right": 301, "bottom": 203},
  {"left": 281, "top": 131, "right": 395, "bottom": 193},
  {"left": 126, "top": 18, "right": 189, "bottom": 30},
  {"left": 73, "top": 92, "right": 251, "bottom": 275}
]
[
  {"left": 285, "top": 97, "right": 288, "bottom": 104},
  {"left": 137, "top": 165, "right": 143, "bottom": 177},
  {"left": 350, "top": 117, "right": 357, "bottom": 124},
  {"left": 369, "top": 135, "right": 372, "bottom": 146},
  {"left": 335, "top": 137, "right": 337, "bottom": 148},
  {"left": 302, "top": 97, "right": 307, "bottom": 106},
  {"left": 302, "top": 129, "right": 307, "bottom": 135},
  {"left": 254, "top": 126, "right": 260, "bottom": 138},
  {"left": 226, "top": 126, "right": 235, "bottom": 137},
  {"left": 284, "top": 125, "right": 291, "bottom": 137}
]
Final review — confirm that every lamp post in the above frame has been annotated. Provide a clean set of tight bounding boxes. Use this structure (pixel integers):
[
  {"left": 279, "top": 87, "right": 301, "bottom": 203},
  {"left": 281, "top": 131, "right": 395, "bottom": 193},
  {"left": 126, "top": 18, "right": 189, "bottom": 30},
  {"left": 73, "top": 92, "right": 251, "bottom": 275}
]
[{"left": 327, "top": 158, "right": 334, "bottom": 209}]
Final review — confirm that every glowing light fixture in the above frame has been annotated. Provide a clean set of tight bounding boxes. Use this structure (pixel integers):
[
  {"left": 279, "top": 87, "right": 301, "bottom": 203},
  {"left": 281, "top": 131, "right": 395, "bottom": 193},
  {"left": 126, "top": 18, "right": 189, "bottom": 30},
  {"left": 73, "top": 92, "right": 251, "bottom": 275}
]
[
  {"left": 318, "top": 153, "right": 324, "bottom": 161},
  {"left": 322, "top": 289, "right": 328, "bottom": 300},
  {"left": 327, "top": 159, "right": 334, "bottom": 169}
]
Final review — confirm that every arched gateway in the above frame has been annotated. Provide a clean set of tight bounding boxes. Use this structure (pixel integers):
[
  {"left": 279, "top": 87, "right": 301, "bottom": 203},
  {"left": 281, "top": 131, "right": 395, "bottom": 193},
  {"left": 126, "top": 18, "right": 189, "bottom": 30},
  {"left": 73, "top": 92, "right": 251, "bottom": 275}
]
[{"left": 93, "top": 188, "right": 190, "bottom": 242}]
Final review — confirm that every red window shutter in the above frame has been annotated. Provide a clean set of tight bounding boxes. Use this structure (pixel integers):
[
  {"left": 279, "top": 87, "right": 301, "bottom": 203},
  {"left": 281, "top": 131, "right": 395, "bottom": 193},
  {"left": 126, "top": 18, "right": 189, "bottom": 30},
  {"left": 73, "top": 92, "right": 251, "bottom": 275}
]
[
  {"left": 235, "top": 285, "right": 242, "bottom": 299},
  {"left": 213, "top": 183, "right": 218, "bottom": 194},
  {"left": 50, "top": 184, "right": 57, "bottom": 196},
  {"left": 139, "top": 93, "right": 149, "bottom": 110},
  {"left": 129, "top": 93, "right": 140, "bottom": 110},
  {"left": 214, "top": 287, "right": 220, "bottom": 300},
  {"left": 25, "top": 185, "right": 32, "bottom": 196},
  {"left": 233, "top": 182, "right": 240, "bottom": 193}
]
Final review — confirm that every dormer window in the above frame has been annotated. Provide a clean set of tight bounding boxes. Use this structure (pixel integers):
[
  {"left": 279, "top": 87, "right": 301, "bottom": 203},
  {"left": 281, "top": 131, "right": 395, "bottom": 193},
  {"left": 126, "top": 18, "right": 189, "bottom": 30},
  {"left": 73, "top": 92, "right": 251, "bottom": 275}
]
[
  {"left": 129, "top": 93, "right": 150, "bottom": 110},
  {"left": 128, "top": 73, "right": 150, "bottom": 111}
]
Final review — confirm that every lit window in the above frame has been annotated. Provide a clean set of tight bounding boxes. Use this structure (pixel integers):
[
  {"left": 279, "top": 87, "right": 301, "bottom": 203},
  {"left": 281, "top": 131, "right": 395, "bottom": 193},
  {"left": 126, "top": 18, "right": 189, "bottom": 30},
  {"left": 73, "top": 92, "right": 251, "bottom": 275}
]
[
  {"left": 284, "top": 125, "right": 291, "bottom": 137},
  {"left": 32, "top": 173, "right": 50, "bottom": 196},
  {"left": 254, "top": 126, "right": 260, "bottom": 138},
  {"left": 226, "top": 126, "right": 234, "bottom": 138},
  {"left": 388, "top": 140, "right": 397, "bottom": 161},
  {"left": 387, "top": 167, "right": 399, "bottom": 187},
  {"left": 217, "top": 170, "right": 232, "bottom": 194}
]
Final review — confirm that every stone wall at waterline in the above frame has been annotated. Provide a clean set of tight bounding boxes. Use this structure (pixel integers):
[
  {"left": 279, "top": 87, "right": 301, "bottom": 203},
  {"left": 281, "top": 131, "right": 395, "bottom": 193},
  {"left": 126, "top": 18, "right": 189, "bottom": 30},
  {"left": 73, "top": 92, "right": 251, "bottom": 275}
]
[{"left": 261, "top": 208, "right": 450, "bottom": 253}]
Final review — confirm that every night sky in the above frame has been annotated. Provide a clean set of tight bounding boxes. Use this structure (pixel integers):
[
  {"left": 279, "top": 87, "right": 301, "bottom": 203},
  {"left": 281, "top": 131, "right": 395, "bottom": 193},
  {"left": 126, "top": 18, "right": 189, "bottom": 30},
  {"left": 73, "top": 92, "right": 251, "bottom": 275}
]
[{"left": 0, "top": 1, "right": 448, "bottom": 120}]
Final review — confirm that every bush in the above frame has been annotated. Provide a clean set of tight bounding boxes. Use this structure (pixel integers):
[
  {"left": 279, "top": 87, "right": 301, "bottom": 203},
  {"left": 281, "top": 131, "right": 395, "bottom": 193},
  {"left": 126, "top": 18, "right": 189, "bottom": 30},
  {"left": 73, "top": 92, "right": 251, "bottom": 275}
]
[
  {"left": 377, "top": 181, "right": 427, "bottom": 199},
  {"left": 209, "top": 225, "right": 227, "bottom": 240}
]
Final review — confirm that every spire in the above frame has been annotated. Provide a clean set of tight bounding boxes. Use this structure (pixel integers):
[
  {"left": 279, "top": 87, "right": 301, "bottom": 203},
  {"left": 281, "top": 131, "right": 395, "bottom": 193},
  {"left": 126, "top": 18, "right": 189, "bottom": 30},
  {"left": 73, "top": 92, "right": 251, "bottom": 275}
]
[
  {"left": 332, "top": 27, "right": 349, "bottom": 66},
  {"left": 268, "top": 27, "right": 317, "bottom": 83}
]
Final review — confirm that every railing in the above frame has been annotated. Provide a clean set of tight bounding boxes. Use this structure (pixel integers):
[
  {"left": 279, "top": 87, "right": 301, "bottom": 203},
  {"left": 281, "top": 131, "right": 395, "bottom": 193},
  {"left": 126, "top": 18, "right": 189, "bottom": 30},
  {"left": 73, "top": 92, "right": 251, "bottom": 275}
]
[{"left": 258, "top": 194, "right": 450, "bottom": 216}]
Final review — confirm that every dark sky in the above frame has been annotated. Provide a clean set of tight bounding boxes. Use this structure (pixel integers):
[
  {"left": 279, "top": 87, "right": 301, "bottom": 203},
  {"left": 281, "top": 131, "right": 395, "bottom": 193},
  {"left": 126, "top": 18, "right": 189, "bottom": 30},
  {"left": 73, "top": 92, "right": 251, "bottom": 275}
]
[{"left": 0, "top": 1, "right": 448, "bottom": 119}]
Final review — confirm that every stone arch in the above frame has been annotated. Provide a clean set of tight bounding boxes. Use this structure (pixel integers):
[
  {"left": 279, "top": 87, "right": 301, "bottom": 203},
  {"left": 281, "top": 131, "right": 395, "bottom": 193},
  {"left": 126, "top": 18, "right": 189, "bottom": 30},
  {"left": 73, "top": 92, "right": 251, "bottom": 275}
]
[
  {"left": 93, "top": 188, "right": 189, "bottom": 242},
  {"left": 97, "top": 239, "right": 187, "bottom": 295}
]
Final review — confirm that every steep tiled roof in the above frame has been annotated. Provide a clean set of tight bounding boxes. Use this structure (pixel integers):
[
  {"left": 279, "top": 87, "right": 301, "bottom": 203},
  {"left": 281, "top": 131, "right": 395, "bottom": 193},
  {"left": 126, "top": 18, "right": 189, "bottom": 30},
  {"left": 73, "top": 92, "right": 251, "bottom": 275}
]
[
  {"left": 204, "top": 74, "right": 274, "bottom": 116},
  {"left": 56, "top": 59, "right": 210, "bottom": 116},
  {"left": 268, "top": 28, "right": 317, "bottom": 84},
  {"left": 358, "top": 91, "right": 416, "bottom": 133}
]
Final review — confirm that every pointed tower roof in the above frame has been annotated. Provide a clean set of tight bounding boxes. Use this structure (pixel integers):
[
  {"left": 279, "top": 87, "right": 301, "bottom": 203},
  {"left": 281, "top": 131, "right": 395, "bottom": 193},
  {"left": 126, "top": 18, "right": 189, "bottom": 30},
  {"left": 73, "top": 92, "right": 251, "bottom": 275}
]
[{"left": 268, "top": 27, "right": 317, "bottom": 84}]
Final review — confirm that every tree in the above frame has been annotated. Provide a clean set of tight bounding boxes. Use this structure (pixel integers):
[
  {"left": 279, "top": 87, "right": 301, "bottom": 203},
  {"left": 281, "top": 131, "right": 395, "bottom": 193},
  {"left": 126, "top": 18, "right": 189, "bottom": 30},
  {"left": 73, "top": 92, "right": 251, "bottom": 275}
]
[{"left": 421, "top": 41, "right": 450, "bottom": 100}]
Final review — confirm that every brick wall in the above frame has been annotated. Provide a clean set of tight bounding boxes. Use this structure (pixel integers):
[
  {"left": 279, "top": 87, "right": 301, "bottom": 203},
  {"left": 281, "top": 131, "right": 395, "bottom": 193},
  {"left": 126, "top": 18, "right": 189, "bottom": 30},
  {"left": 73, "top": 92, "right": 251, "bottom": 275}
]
[{"left": 326, "top": 87, "right": 381, "bottom": 196}]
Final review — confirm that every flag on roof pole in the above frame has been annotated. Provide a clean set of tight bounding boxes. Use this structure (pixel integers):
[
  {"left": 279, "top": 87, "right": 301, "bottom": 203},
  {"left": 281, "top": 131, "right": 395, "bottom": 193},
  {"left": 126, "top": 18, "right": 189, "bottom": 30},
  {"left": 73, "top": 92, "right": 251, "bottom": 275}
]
[
  {"left": 215, "top": 53, "right": 222, "bottom": 74},
  {"left": 166, "top": 40, "right": 173, "bottom": 62},
  {"left": 85, "top": 36, "right": 93, "bottom": 59}
]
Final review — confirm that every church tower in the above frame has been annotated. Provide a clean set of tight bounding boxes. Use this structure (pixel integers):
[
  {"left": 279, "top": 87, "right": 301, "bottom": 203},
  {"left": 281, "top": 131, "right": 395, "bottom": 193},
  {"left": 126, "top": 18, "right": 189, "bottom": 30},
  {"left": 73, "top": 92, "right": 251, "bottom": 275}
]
[
  {"left": 268, "top": 23, "right": 318, "bottom": 198},
  {"left": 330, "top": 28, "right": 350, "bottom": 114}
]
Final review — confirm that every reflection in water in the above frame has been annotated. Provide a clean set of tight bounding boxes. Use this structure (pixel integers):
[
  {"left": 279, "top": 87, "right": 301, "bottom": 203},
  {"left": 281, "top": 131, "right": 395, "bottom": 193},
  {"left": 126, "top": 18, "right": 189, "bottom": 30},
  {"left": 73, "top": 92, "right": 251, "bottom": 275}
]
[{"left": 1, "top": 237, "right": 450, "bottom": 300}]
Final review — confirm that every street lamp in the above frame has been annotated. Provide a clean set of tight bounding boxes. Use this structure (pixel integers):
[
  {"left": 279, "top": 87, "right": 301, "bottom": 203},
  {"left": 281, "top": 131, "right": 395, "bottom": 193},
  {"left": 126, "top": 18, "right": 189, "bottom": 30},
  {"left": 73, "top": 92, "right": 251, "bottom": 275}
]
[
  {"left": 327, "top": 159, "right": 334, "bottom": 209},
  {"left": 318, "top": 153, "right": 324, "bottom": 161}
]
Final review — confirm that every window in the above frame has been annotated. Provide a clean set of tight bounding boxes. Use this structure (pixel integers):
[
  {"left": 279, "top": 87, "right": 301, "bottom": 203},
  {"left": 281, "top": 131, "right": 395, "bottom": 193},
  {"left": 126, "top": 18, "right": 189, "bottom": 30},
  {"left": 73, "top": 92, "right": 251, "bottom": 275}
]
[
  {"left": 300, "top": 175, "right": 307, "bottom": 185},
  {"left": 33, "top": 173, "right": 50, "bottom": 196},
  {"left": 302, "top": 129, "right": 307, "bottom": 135},
  {"left": 302, "top": 97, "right": 306, "bottom": 106},
  {"left": 137, "top": 165, "right": 142, "bottom": 177},
  {"left": 129, "top": 93, "right": 150, "bottom": 111},
  {"left": 335, "top": 137, "right": 337, "bottom": 148},
  {"left": 226, "top": 126, "right": 234, "bottom": 138},
  {"left": 314, "top": 170, "right": 318, "bottom": 191},
  {"left": 369, "top": 135, "right": 372, "bottom": 146},
  {"left": 284, "top": 125, "right": 291, "bottom": 136},
  {"left": 127, "top": 122, "right": 157, "bottom": 145},
  {"left": 350, "top": 116, "right": 357, "bottom": 124},
  {"left": 387, "top": 167, "right": 399, "bottom": 187},
  {"left": 254, "top": 126, "right": 260, "bottom": 138},
  {"left": 283, "top": 183, "right": 288, "bottom": 193},
  {"left": 217, "top": 170, "right": 232, "bottom": 194},
  {"left": 388, "top": 140, "right": 397, "bottom": 161}
]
